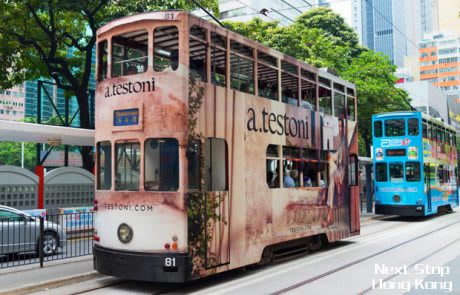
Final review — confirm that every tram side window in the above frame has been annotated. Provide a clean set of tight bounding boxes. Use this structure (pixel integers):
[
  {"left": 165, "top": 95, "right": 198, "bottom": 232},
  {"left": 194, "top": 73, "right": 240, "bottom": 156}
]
[
  {"left": 258, "top": 51, "right": 278, "bottom": 101},
  {"left": 112, "top": 30, "right": 148, "bottom": 77},
  {"left": 319, "top": 87, "right": 332, "bottom": 115},
  {"left": 301, "top": 72, "right": 316, "bottom": 111},
  {"left": 230, "top": 41, "right": 254, "bottom": 94},
  {"left": 348, "top": 154, "right": 358, "bottom": 186},
  {"left": 266, "top": 144, "right": 280, "bottom": 189},
  {"left": 97, "top": 141, "right": 111, "bottom": 190},
  {"left": 283, "top": 146, "right": 301, "bottom": 188},
  {"left": 406, "top": 162, "right": 421, "bottom": 182},
  {"left": 115, "top": 142, "right": 140, "bottom": 191},
  {"left": 333, "top": 91, "right": 346, "bottom": 119},
  {"left": 375, "top": 163, "right": 387, "bottom": 182},
  {"left": 374, "top": 121, "right": 382, "bottom": 138},
  {"left": 154, "top": 26, "right": 179, "bottom": 72},
  {"left": 144, "top": 138, "right": 179, "bottom": 191},
  {"left": 385, "top": 119, "right": 405, "bottom": 137},
  {"left": 302, "top": 148, "right": 328, "bottom": 187},
  {"left": 389, "top": 162, "right": 404, "bottom": 182},
  {"left": 211, "top": 33, "right": 226, "bottom": 87},
  {"left": 189, "top": 26, "right": 207, "bottom": 82},
  {"left": 281, "top": 61, "right": 298, "bottom": 106},
  {"left": 187, "top": 140, "right": 201, "bottom": 190},
  {"left": 422, "top": 122, "right": 427, "bottom": 138},
  {"left": 204, "top": 138, "right": 228, "bottom": 191},
  {"left": 347, "top": 96, "right": 355, "bottom": 121},
  {"left": 408, "top": 118, "right": 419, "bottom": 136},
  {"left": 427, "top": 123, "right": 432, "bottom": 139},
  {"left": 97, "top": 41, "right": 108, "bottom": 81}
]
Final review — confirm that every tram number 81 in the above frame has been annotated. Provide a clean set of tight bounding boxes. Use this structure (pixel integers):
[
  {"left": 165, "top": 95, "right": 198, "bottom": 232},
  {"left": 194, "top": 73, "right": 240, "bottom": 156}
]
[{"left": 165, "top": 257, "right": 176, "bottom": 267}]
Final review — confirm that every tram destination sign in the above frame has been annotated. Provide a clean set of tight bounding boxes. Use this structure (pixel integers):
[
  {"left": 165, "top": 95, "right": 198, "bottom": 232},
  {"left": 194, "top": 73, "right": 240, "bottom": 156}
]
[
  {"left": 114, "top": 108, "right": 139, "bottom": 126},
  {"left": 386, "top": 149, "right": 406, "bottom": 157}
]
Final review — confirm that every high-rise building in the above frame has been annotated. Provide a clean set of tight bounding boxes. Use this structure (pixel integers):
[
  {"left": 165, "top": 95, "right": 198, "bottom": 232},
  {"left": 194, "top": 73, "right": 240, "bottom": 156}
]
[
  {"left": 0, "top": 84, "right": 25, "bottom": 121},
  {"left": 432, "top": 0, "right": 460, "bottom": 35},
  {"left": 359, "top": 0, "right": 421, "bottom": 67},
  {"left": 419, "top": 33, "right": 460, "bottom": 130}
]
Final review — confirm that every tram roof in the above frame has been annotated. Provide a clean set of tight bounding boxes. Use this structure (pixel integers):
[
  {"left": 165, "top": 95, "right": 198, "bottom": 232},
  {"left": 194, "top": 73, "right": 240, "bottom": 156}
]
[
  {"left": 0, "top": 120, "right": 94, "bottom": 146},
  {"left": 372, "top": 111, "right": 456, "bottom": 132},
  {"left": 97, "top": 10, "right": 356, "bottom": 90}
]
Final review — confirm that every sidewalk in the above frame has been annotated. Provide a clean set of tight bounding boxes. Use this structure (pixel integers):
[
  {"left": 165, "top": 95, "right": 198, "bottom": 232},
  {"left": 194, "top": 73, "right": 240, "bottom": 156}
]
[{"left": 0, "top": 212, "right": 384, "bottom": 295}]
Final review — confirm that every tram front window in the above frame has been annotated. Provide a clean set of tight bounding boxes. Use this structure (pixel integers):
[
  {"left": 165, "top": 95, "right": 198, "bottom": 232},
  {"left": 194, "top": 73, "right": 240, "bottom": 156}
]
[
  {"left": 144, "top": 138, "right": 179, "bottom": 191},
  {"left": 115, "top": 142, "right": 140, "bottom": 191}
]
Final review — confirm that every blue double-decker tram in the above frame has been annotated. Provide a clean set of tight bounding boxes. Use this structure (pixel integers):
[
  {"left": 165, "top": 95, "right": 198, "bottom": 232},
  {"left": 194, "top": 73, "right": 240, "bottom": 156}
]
[{"left": 372, "top": 111, "right": 459, "bottom": 216}]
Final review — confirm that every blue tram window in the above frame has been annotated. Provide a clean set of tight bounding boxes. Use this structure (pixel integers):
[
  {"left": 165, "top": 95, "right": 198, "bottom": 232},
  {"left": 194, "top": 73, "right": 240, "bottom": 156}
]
[
  {"left": 408, "top": 118, "right": 419, "bottom": 136},
  {"left": 406, "top": 162, "right": 421, "bottom": 182},
  {"left": 374, "top": 121, "right": 382, "bottom": 138},
  {"left": 385, "top": 119, "right": 405, "bottom": 137},
  {"left": 389, "top": 163, "right": 404, "bottom": 182},
  {"left": 376, "top": 163, "right": 387, "bottom": 182}
]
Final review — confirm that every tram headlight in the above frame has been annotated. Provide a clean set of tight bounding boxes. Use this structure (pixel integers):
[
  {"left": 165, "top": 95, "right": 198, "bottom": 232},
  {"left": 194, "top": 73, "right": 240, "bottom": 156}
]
[{"left": 117, "top": 223, "right": 133, "bottom": 243}]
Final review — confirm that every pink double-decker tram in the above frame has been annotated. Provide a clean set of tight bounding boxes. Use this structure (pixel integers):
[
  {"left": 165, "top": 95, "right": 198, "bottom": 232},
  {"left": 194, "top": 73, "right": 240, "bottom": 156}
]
[{"left": 93, "top": 11, "right": 360, "bottom": 282}]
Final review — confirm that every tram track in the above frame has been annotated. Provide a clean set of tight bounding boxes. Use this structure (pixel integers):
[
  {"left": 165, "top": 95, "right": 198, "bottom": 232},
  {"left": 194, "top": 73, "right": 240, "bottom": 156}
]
[{"left": 268, "top": 214, "right": 460, "bottom": 295}]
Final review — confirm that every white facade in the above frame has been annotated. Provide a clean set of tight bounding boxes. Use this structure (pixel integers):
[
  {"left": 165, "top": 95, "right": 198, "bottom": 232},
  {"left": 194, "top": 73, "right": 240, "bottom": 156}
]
[{"left": 396, "top": 80, "right": 449, "bottom": 122}]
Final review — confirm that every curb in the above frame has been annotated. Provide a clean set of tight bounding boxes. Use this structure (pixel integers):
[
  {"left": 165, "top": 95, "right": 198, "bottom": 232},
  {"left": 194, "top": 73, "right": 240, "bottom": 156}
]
[
  {"left": 0, "top": 271, "right": 102, "bottom": 295},
  {"left": 0, "top": 256, "right": 92, "bottom": 276}
]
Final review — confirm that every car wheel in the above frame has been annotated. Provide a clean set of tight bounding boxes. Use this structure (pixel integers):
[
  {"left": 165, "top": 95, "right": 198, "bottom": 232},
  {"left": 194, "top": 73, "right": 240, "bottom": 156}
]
[{"left": 39, "top": 232, "right": 59, "bottom": 256}]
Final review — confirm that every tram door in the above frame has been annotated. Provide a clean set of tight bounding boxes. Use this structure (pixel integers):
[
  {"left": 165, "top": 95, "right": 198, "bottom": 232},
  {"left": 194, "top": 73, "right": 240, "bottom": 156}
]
[
  {"left": 203, "top": 138, "right": 230, "bottom": 269},
  {"left": 424, "top": 164, "right": 432, "bottom": 212}
]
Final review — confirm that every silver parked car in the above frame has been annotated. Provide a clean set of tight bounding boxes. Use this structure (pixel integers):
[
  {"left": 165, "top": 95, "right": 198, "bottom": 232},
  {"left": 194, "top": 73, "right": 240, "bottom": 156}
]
[{"left": 0, "top": 205, "right": 66, "bottom": 256}]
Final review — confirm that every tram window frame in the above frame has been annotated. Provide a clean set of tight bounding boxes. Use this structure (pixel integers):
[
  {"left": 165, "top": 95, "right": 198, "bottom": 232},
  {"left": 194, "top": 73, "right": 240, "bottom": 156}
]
[
  {"left": 301, "top": 78, "right": 316, "bottom": 111},
  {"left": 283, "top": 146, "right": 301, "bottom": 188},
  {"left": 112, "top": 29, "right": 148, "bottom": 78},
  {"left": 427, "top": 123, "right": 432, "bottom": 139},
  {"left": 281, "top": 70, "right": 299, "bottom": 106},
  {"left": 230, "top": 40, "right": 254, "bottom": 94},
  {"left": 422, "top": 122, "right": 427, "bottom": 138},
  {"left": 389, "top": 162, "right": 404, "bottom": 182},
  {"left": 187, "top": 140, "right": 201, "bottom": 191},
  {"left": 319, "top": 86, "right": 332, "bottom": 115},
  {"left": 211, "top": 32, "right": 227, "bottom": 87},
  {"left": 405, "top": 162, "right": 421, "bottom": 182},
  {"left": 258, "top": 56, "right": 278, "bottom": 101},
  {"left": 385, "top": 119, "right": 405, "bottom": 137},
  {"left": 115, "top": 141, "right": 140, "bottom": 191},
  {"left": 154, "top": 26, "right": 179, "bottom": 72},
  {"left": 97, "top": 141, "right": 112, "bottom": 190},
  {"left": 408, "top": 118, "right": 419, "bottom": 136},
  {"left": 144, "top": 138, "right": 179, "bottom": 192},
  {"left": 333, "top": 91, "right": 346, "bottom": 119},
  {"left": 97, "top": 40, "right": 108, "bottom": 81},
  {"left": 347, "top": 96, "right": 355, "bottom": 121},
  {"left": 266, "top": 144, "right": 280, "bottom": 189},
  {"left": 375, "top": 162, "right": 387, "bottom": 182},
  {"left": 348, "top": 154, "right": 358, "bottom": 186},
  {"left": 204, "top": 138, "right": 228, "bottom": 191},
  {"left": 189, "top": 25, "right": 208, "bottom": 82},
  {"left": 374, "top": 121, "right": 383, "bottom": 138}
]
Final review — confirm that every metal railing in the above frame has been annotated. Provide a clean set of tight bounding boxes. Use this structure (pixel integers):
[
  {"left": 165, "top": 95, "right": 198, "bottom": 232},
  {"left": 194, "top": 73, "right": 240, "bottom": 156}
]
[{"left": 0, "top": 212, "right": 93, "bottom": 269}]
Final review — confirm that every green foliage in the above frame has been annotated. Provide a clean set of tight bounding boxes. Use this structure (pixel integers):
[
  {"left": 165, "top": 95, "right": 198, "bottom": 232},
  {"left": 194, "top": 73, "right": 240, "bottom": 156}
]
[
  {"left": 0, "top": 142, "right": 36, "bottom": 171},
  {"left": 0, "top": 0, "right": 218, "bottom": 170},
  {"left": 224, "top": 8, "right": 411, "bottom": 156}
]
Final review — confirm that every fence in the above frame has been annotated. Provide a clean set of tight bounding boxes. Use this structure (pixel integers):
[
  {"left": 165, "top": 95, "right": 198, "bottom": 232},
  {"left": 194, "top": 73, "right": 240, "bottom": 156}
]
[
  {"left": 0, "top": 165, "right": 94, "bottom": 210},
  {"left": 0, "top": 210, "right": 94, "bottom": 269}
]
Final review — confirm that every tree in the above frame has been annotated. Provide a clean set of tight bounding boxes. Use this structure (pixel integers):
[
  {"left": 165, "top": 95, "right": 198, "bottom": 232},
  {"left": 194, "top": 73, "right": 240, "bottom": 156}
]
[
  {"left": 0, "top": 0, "right": 218, "bottom": 171},
  {"left": 224, "top": 8, "right": 411, "bottom": 156},
  {"left": 0, "top": 142, "right": 36, "bottom": 170}
]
